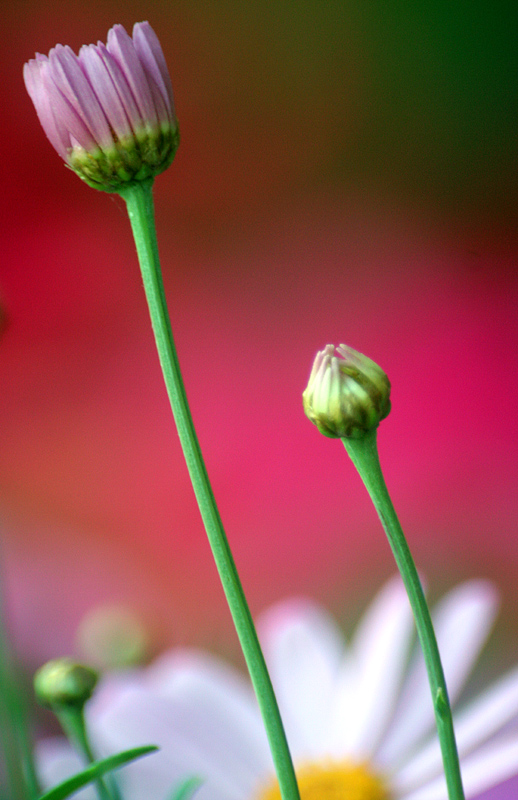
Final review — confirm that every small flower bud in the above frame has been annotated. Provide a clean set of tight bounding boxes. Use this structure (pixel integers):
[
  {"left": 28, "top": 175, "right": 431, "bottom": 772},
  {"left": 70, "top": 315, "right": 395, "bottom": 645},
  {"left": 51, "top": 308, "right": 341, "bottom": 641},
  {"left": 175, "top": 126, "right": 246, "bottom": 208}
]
[
  {"left": 75, "top": 604, "right": 148, "bottom": 670},
  {"left": 34, "top": 658, "right": 98, "bottom": 710},
  {"left": 23, "top": 22, "right": 179, "bottom": 192},
  {"left": 303, "top": 344, "right": 391, "bottom": 439}
]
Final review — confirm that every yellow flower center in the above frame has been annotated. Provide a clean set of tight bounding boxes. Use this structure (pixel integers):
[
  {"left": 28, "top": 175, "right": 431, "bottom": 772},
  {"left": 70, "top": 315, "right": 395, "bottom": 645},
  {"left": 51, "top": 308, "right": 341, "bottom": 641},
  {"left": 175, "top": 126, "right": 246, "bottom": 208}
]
[{"left": 257, "top": 760, "right": 391, "bottom": 800}]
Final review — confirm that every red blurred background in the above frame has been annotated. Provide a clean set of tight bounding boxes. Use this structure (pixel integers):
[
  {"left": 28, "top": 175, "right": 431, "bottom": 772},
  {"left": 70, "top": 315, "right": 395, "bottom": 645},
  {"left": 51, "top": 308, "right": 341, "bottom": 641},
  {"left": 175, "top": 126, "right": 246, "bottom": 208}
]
[{"left": 1, "top": 0, "right": 517, "bottom": 745}]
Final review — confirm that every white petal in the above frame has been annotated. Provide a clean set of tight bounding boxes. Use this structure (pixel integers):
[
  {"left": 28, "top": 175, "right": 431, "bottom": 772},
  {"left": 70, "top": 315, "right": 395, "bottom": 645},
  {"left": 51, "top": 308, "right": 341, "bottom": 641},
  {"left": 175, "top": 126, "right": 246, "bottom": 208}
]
[
  {"left": 328, "top": 576, "right": 414, "bottom": 759},
  {"left": 88, "top": 651, "right": 270, "bottom": 800},
  {"left": 324, "top": 654, "right": 355, "bottom": 757},
  {"left": 148, "top": 649, "right": 272, "bottom": 779},
  {"left": 147, "top": 647, "right": 269, "bottom": 760},
  {"left": 92, "top": 687, "right": 247, "bottom": 800},
  {"left": 456, "top": 733, "right": 518, "bottom": 798},
  {"left": 36, "top": 738, "right": 96, "bottom": 800},
  {"left": 430, "top": 581, "right": 499, "bottom": 701},
  {"left": 118, "top": 752, "right": 232, "bottom": 800},
  {"left": 453, "top": 664, "right": 518, "bottom": 755},
  {"left": 378, "top": 580, "right": 499, "bottom": 766},
  {"left": 400, "top": 733, "right": 518, "bottom": 800},
  {"left": 257, "top": 597, "right": 344, "bottom": 759},
  {"left": 394, "top": 665, "right": 518, "bottom": 793}
]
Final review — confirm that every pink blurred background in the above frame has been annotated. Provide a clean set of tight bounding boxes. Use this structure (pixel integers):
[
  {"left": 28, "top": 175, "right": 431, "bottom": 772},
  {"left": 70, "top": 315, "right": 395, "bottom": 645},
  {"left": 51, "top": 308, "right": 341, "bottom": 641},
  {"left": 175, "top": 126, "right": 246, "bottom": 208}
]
[{"left": 1, "top": 5, "right": 517, "bottom": 789}]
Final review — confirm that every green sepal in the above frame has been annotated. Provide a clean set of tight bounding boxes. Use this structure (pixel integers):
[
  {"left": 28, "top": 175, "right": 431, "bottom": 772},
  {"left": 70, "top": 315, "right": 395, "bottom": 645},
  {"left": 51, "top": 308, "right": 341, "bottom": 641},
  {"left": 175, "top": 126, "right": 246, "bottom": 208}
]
[
  {"left": 68, "top": 126, "right": 179, "bottom": 193},
  {"left": 36, "top": 745, "right": 158, "bottom": 800}
]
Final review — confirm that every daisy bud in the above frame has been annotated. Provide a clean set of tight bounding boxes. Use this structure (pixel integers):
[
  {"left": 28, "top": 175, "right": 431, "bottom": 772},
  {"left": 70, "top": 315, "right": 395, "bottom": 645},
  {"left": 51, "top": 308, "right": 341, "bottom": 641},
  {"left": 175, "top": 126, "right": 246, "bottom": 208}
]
[
  {"left": 303, "top": 344, "right": 391, "bottom": 439},
  {"left": 75, "top": 604, "right": 149, "bottom": 670},
  {"left": 23, "top": 22, "right": 179, "bottom": 192},
  {"left": 34, "top": 658, "right": 98, "bottom": 710}
]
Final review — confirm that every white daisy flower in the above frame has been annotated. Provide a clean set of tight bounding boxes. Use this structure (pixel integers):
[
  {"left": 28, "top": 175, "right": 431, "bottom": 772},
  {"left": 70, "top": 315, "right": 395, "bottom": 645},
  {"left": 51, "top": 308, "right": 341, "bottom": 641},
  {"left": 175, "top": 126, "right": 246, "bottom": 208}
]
[{"left": 37, "top": 577, "right": 518, "bottom": 800}]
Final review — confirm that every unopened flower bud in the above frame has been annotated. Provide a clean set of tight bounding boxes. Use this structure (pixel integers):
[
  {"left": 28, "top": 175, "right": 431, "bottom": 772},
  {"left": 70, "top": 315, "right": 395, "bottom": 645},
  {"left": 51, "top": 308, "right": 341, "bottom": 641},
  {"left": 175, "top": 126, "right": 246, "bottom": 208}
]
[
  {"left": 24, "top": 22, "right": 179, "bottom": 192},
  {"left": 76, "top": 604, "right": 148, "bottom": 670},
  {"left": 34, "top": 658, "right": 98, "bottom": 710},
  {"left": 303, "top": 344, "right": 391, "bottom": 439}
]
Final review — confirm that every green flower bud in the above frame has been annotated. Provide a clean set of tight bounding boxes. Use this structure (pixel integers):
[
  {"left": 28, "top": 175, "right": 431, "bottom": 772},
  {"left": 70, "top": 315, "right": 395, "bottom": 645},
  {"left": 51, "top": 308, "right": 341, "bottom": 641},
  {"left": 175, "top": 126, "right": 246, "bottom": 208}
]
[
  {"left": 34, "top": 658, "right": 98, "bottom": 710},
  {"left": 76, "top": 604, "right": 148, "bottom": 670},
  {"left": 303, "top": 344, "right": 391, "bottom": 439}
]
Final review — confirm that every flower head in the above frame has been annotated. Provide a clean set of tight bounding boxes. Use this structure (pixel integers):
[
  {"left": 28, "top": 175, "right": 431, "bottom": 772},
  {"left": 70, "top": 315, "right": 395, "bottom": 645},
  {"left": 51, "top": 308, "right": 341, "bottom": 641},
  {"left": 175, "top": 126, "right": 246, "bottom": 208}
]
[
  {"left": 23, "top": 22, "right": 179, "bottom": 191},
  {"left": 303, "top": 344, "right": 391, "bottom": 439},
  {"left": 37, "top": 579, "right": 518, "bottom": 800}
]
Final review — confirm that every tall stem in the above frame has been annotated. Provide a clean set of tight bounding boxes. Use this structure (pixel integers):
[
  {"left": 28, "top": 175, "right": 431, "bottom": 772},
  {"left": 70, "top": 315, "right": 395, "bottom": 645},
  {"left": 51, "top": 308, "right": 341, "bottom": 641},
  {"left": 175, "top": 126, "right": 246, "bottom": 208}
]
[
  {"left": 119, "top": 180, "right": 300, "bottom": 800},
  {"left": 0, "top": 556, "right": 39, "bottom": 800},
  {"left": 343, "top": 430, "right": 464, "bottom": 800},
  {"left": 0, "top": 637, "right": 29, "bottom": 800}
]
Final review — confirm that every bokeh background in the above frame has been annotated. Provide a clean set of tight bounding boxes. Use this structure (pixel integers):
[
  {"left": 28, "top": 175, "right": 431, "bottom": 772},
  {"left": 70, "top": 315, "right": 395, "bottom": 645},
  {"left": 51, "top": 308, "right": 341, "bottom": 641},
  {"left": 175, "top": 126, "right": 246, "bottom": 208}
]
[{"left": 1, "top": 0, "right": 518, "bottom": 794}]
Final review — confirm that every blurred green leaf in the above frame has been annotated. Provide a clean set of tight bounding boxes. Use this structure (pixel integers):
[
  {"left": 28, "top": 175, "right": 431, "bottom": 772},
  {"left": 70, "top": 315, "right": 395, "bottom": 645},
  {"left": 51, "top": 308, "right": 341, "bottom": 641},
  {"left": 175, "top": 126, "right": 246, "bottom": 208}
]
[
  {"left": 36, "top": 745, "right": 158, "bottom": 800},
  {"left": 168, "top": 776, "right": 202, "bottom": 800}
]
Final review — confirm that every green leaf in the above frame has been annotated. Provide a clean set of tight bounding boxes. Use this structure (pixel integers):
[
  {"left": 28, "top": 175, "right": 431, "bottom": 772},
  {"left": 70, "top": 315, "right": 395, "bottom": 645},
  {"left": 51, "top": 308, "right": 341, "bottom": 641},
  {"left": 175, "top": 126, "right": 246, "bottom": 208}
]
[
  {"left": 37, "top": 744, "right": 159, "bottom": 800},
  {"left": 168, "top": 776, "right": 202, "bottom": 800}
]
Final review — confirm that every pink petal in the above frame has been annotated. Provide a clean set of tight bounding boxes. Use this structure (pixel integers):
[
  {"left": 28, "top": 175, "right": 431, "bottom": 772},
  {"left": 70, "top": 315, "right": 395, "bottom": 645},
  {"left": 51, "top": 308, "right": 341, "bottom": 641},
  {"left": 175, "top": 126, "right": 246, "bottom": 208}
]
[
  {"left": 94, "top": 42, "right": 145, "bottom": 135},
  {"left": 79, "top": 44, "right": 133, "bottom": 142},
  {"left": 39, "top": 58, "right": 98, "bottom": 155},
  {"left": 23, "top": 57, "right": 69, "bottom": 160},
  {"left": 106, "top": 25, "right": 158, "bottom": 129},
  {"left": 133, "top": 22, "right": 176, "bottom": 125},
  {"left": 47, "top": 45, "right": 114, "bottom": 150}
]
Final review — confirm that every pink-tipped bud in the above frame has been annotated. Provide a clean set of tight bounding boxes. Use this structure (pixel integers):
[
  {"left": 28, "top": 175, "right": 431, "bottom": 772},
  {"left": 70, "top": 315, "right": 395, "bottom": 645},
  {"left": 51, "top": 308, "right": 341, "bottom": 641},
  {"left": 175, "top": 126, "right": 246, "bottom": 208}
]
[
  {"left": 23, "top": 22, "right": 179, "bottom": 192},
  {"left": 303, "top": 344, "right": 391, "bottom": 439}
]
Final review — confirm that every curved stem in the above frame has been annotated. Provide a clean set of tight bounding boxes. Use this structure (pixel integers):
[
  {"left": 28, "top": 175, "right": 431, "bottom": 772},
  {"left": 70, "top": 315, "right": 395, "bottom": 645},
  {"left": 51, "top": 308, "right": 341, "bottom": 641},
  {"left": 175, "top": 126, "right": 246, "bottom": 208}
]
[
  {"left": 342, "top": 430, "right": 465, "bottom": 800},
  {"left": 119, "top": 180, "right": 300, "bottom": 800}
]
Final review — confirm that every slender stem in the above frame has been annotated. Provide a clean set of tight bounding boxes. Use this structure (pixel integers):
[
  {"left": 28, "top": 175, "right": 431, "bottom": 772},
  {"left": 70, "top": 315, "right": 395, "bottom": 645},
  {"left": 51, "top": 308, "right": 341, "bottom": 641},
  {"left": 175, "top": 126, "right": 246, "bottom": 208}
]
[
  {"left": 0, "top": 557, "right": 40, "bottom": 800},
  {"left": 119, "top": 179, "right": 300, "bottom": 800},
  {"left": 342, "top": 430, "right": 464, "bottom": 800},
  {"left": 55, "top": 708, "right": 115, "bottom": 800},
  {"left": 0, "top": 650, "right": 28, "bottom": 800}
]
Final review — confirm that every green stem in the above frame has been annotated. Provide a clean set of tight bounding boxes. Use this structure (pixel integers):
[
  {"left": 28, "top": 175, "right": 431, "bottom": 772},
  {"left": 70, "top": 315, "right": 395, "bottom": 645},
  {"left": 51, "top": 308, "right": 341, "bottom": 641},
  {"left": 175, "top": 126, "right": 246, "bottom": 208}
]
[
  {"left": 55, "top": 708, "right": 116, "bottom": 800},
  {"left": 0, "top": 650, "right": 28, "bottom": 800},
  {"left": 119, "top": 179, "right": 300, "bottom": 800},
  {"left": 342, "top": 430, "right": 464, "bottom": 800},
  {"left": 0, "top": 558, "right": 40, "bottom": 800}
]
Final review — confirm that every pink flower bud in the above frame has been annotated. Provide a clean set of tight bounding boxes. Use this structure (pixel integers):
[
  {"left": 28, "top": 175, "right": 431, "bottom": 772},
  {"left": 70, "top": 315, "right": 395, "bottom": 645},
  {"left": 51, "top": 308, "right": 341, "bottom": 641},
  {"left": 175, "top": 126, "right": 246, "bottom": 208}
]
[{"left": 24, "top": 22, "right": 179, "bottom": 191}]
